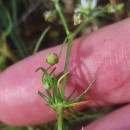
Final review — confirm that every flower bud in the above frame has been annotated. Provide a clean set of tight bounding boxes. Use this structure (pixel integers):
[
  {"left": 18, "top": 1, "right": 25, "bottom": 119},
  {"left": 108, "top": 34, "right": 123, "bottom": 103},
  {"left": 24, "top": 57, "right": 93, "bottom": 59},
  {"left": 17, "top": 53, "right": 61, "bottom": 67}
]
[
  {"left": 73, "top": 13, "right": 83, "bottom": 25},
  {"left": 44, "top": 10, "right": 56, "bottom": 22},
  {"left": 46, "top": 53, "right": 59, "bottom": 65}
]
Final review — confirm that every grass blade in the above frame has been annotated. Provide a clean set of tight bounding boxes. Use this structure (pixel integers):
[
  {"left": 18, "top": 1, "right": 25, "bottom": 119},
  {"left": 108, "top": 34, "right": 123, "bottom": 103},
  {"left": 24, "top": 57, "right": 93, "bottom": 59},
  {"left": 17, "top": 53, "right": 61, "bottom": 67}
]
[
  {"left": 11, "top": 0, "right": 17, "bottom": 26},
  {"left": 0, "top": 3, "right": 29, "bottom": 57},
  {"left": 33, "top": 26, "right": 51, "bottom": 54}
]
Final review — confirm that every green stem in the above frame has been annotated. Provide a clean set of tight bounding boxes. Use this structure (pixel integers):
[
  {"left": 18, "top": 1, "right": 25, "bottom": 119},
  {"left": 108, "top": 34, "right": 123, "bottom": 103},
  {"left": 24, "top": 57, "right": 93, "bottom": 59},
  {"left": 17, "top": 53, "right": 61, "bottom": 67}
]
[
  {"left": 57, "top": 106, "right": 63, "bottom": 130},
  {"left": 55, "top": 2, "right": 69, "bottom": 35},
  {"left": 58, "top": 37, "right": 67, "bottom": 58},
  {"left": 61, "top": 17, "right": 97, "bottom": 98},
  {"left": 53, "top": 1, "right": 105, "bottom": 129},
  {"left": 61, "top": 34, "right": 73, "bottom": 97},
  {"left": 53, "top": 0, "right": 73, "bottom": 98},
  {"left": 11, "top": 0, "right": 17, "bottom": 26}
]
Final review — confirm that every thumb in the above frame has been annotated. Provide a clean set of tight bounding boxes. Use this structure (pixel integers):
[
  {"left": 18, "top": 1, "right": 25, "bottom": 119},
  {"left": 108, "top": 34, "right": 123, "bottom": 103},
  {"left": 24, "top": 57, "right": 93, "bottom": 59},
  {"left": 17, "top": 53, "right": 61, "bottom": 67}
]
[{"left": 0, "top": 18, "right": 130, "bottom": 126}]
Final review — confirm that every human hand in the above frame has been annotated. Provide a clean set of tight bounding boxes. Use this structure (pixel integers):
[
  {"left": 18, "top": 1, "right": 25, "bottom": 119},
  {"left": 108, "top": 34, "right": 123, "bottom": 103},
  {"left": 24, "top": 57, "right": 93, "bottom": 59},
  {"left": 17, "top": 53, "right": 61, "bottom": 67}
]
[{"left": 0, "top": 18, "right": 130, "bottom": 130}]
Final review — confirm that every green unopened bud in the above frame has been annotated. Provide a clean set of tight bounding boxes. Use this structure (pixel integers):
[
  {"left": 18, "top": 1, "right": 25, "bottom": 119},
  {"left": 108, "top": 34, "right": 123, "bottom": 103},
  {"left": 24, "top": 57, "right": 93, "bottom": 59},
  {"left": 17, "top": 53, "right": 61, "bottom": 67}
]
[
  {"left": 73, "top": 13, "right": 83, "bottom": 26},
  {"left": 44, "top": 10, "right": 56, "bottom": 22},
  {"left": 46, "top": 53, "right": 59, "bottom": 65}
]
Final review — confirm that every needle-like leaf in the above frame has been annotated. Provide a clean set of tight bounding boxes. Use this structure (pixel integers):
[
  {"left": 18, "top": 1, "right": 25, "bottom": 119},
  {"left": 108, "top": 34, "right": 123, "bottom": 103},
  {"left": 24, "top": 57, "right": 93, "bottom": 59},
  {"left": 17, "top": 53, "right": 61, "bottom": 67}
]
[
  {"left": 38, "top": 91, "right": 54, "bottom": 105},
  {"left": 38, "top": 91, "right": 50, "bottom": 102},
  {"left": 64, "top": 100, "right": 91, "bottom": 107},
  {"left": 67, "top": 79, "right": 96, "bottom": 104}
]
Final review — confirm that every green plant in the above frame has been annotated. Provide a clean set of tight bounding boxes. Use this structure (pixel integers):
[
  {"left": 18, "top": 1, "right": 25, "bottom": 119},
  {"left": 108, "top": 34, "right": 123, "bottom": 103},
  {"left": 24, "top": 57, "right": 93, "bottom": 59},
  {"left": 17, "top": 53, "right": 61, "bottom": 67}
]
[
  {"left": 35, "top": 0, "right": 119, "bottom": 130},
  {"left": 0, "top": 0, "right": 29, "bottom": 58},
  {"left": 0, "top": 0, "right": 125, "bottom": 129}
]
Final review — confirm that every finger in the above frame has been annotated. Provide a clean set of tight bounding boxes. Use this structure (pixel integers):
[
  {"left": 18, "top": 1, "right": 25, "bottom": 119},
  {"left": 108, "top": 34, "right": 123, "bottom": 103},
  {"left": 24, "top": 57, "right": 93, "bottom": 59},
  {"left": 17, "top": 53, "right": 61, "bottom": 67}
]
[
  {"left": 84, "top": 104, "right": 130, "bottom": 130},
  {"left": 0, "top": 18, "right": 130, "bottom": 126},
  {"left": 69, "top": 18, "right": 130, "bottom": 106}
]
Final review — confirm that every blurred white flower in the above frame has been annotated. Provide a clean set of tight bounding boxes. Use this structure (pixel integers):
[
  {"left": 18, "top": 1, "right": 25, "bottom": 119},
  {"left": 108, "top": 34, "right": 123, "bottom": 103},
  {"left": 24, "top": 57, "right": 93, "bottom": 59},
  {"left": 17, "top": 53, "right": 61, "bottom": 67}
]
[{"left": 74, "top": 0, "right": 97, "bottom": 12}]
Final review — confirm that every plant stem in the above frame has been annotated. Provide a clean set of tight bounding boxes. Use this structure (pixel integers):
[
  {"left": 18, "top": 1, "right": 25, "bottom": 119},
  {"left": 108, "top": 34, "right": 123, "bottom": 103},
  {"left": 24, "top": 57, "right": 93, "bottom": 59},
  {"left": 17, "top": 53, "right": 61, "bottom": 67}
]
[
  {"left": 58, "top": 37, "right": 67, "bottom": 58},
  {"left": 53, "top": 0, "right": 73, "bottom": 98},
  {"left": 61, "top": 34, "right": 73, "bottom": 97},
  {"left": 11, "top": 0, "right": 17, "bottom": 26},
  {"left": 53, "top": 2, "right": 105, "bottom": 129},
  {"left": 55, "top": 2, "right": 69, "bottom": 35},
  {"left": 57, "top": 106, "right": 63, "bottom": 130},
  {"left": 61, "top": 14, "right": 101, "bottom": 98}
]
